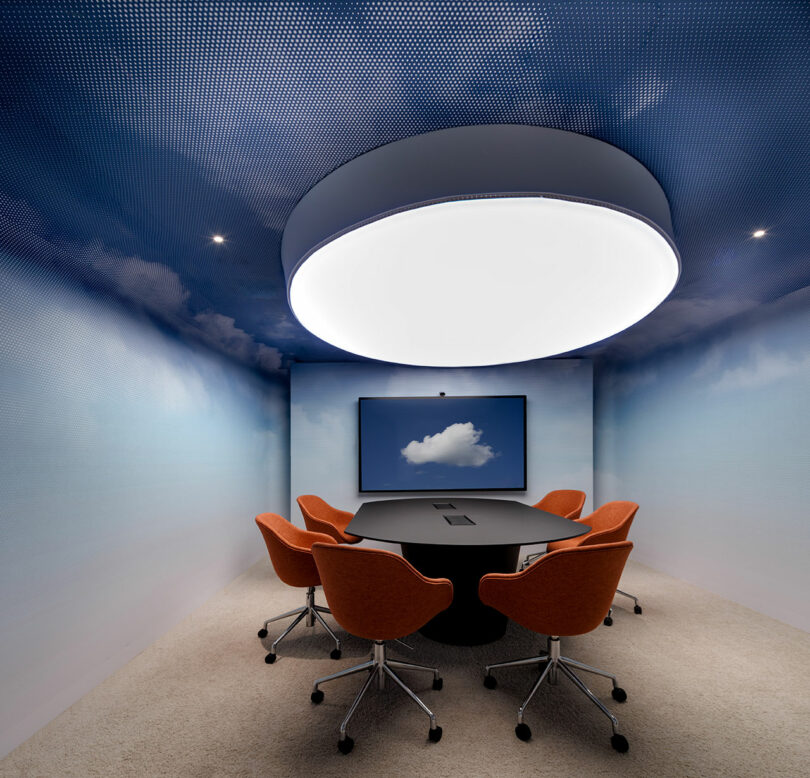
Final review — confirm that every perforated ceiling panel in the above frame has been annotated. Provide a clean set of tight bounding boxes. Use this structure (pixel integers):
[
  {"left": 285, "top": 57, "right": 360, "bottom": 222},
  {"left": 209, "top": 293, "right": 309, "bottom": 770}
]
[{"left": 0, "top": 1, "right": 808, "bottom": 371}]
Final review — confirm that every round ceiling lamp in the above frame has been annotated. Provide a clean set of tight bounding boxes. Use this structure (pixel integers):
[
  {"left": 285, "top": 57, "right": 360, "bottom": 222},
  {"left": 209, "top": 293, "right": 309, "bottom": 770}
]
[{"left": 282, "top": 125, "right": 680, "bottom": 367}]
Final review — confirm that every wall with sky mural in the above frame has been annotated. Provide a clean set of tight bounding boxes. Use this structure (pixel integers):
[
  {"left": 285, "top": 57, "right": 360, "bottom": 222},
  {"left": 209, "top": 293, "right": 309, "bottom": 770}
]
[
  {"left": 0, "top": 256, "right": 289, "bottom": 756},
  {"left": 290, "top": 360, "right": 593, "bottom": 551},
  {"left": 595, "top": 287, "right": 810, "bottom": 631}
]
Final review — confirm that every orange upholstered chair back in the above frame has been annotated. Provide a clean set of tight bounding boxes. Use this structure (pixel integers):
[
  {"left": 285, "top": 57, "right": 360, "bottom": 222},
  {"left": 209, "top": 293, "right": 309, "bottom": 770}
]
[
  {"left": 255, "top": 513, "right": 337, "bottom": 589},
  {"left": 311, "top": 544, "right": 453, "bottom": 641},
  {"left": 546, "top": 500, "right": 638, "bottom": 552},
  {"left": 297, "top": 495, "right": 360, "bottom": 544},
  {"left": 480, "top": 541, "right": 633, "bottom": 637},
  {"left": 533, "top": 489, "right": 586, "bottom": 519}
]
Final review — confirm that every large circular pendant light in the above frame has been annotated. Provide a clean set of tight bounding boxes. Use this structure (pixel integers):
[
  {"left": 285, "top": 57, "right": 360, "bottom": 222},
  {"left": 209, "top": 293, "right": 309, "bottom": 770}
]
[{"left": 282, "top": 125, "right": 679, "bottom": 367}]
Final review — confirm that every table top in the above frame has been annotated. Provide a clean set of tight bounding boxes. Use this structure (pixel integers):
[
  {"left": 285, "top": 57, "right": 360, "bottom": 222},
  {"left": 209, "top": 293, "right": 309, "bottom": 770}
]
[{"left": 348, "top": 497, "right": 590, "bottom": 547}]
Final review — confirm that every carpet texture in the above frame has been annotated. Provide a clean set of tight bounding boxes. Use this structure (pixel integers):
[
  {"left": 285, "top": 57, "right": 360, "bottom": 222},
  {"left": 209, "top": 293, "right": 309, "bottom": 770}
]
[{"left": 2, "top": 558, "right": 809, "bottom": 777}]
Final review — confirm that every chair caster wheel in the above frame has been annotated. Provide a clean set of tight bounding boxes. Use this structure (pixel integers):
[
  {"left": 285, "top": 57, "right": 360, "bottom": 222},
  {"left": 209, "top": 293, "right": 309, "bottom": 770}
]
[
  {"left": 603, "top": 616, "right": 613, "bottom": 626},
  {"left": 257, "top": 628, "right": 268, "bottom": 639},
  {"left": 428, "top": 725, "right": 442, "bottom": 743},
  {"left": 338, "top": 736, "right": 354, "bottom": 754},
  {"left": 612, "top": 687, "right": 627, "bottom": 702},
  {"left": 265, "top": 653, "right": 276, "bottom": 664},
  {"left": 330, "top": 648, "right": 342, "bottom": 660},
  {"left": 483, "top": 674, "right": 497, "bottom": 690},
  {"left": 310, "top": 689, "right": 324, "bottom": 704},
  {"left": 611, "top": 733, "right": 629, "bottom": 752},
  {"left": 515, "top": 723, "right": 531, "bottom": 741},
  {"left": 432, "top": 677, "right": 443, "bottom": 691},
  {"left": 634, "top": 605, "right": 643, "bottom": 614}
]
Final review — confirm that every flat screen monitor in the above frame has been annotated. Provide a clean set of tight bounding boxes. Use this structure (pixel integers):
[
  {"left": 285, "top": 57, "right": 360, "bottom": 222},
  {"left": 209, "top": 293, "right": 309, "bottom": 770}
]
[{"left": 358, "top": 395, "right": 527, "bottom": 492}]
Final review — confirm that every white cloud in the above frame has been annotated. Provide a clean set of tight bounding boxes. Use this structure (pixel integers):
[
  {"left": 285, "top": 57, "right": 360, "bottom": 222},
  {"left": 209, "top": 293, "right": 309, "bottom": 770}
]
[
  {"left": 68, "top": 241, "right": 189, "bottom": 314},
  {"left": 0, "top": 270, "right": 211, "bottom": 414},
  {"left": 596, "top": 296, "right": 757, "bottom": 359},
  {"left": 86, "top": 247, "right": 190, "bottom": 314},
  {"left": 401, "top": 422, "right": 495, "bottom": 467},
  {"left": 709, "top": 344, "right": 810, "bottom": 393},
  {"left": 193, "top": 312, "right": 283, "bottom": 373},
  {"left": 61, "top": 240, "right": 284, "bottom": 374},
  {"left": 691, "top": 344, "right": 724, "bottom": 380}
]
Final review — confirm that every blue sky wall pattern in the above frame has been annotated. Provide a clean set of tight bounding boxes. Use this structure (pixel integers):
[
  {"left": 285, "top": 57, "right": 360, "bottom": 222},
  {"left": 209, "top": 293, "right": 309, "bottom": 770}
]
[
  {"left": 0, "top": 254, "right": 289, "bottom": 756},
  {"left": 594, "top": 287, "right": 810, "bottom": 632},
  {"left": 290, "top": 360, "right": 593, "bottom": 552},
  {"left": 1, "top": 1, "right": 808, "bottom": 373}
]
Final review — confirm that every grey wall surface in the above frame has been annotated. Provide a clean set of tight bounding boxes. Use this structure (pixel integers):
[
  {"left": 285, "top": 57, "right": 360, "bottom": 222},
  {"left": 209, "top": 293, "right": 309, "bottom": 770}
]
[
  {"left": 0, "top": 257, "right": 289, "bottom": 756},
  {"left": 289, "top": 360, "right": 593, "bottom": 550},
  {"left": 595, "top": 287, "right": 810, "bottom": 631}
]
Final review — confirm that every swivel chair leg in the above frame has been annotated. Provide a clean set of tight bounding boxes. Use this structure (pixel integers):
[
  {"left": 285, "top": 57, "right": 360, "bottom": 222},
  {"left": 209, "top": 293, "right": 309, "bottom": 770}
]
[
  {"left": 517, "top": 661, "right": 553, "bottom": 726},
  {"left": 558, "top": 663, "right": 619, "bottom": 728},
  {"left": 262, "top": 606, "right": 307, "bottom": 626},
  {"left": 268, "top": 610, "right": 308, "bottom": 660},
  {"left": 311, "top": 608, "right": 341, "bottom": 655},
  {"left": 311, "top": 640, "right": 443, "bottom": 752},
  {"left": 259, "top": 586, "right": 341, "bottom": 662},
  {"left": 485, "top": 654, "right": 550, "bottom": 672},
  {"left": 559, "top": 655, "right": 622, "bottom": 692},
  {"left": 483, "top": 636, "right": 628, "bottom": 751},
  {"left": 388, "top": 658, "right": 441, "bottom": 684},
  {"left": 557, "top": 663, "right": 628, "bottom": 750},
  {"left": 383, "top": 664, "right": 442, "bottom": 736},
  {"left": 616, "top": 588, "right": 643, "bottom": 614},
  {"left": 337, "top": 670, "right": 378, "bottom": 750},
  {"left": 604, "top": 589, "right": 643, "bottom": 625},
  {"left": 312, "top": 659, "right": 375, "bottom": 693}
]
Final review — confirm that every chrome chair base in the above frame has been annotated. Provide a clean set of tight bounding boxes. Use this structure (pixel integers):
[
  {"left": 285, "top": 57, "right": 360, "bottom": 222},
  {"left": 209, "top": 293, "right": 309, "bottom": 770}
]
[
  {"left": 258, "top": 586, "right": 340, "bottom": 662},
  {"left": 484, "top": 636, "right": 629, "bottom": 751},
  {"left": 311, "top": 640, "right": 443, "bottom": 752},
  {"left": 604, "top": 588, "right": 643, "bottom": 625}
]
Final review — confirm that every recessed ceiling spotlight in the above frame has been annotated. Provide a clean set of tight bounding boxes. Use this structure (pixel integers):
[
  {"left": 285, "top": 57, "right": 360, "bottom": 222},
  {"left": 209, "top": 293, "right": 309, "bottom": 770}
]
[
  {"left": 752, "top": 229, "right": 766, "bottom": 238},
  {"left": 212, "top": 234, "right": 225, "bottom": 244},
  {"left": 282, "top": 125, "right": 680, "bottom": 367}
]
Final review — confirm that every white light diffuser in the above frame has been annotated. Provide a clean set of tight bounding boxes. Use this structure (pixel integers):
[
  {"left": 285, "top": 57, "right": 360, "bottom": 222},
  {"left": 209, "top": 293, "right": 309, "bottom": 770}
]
[
  {"left": 289, "top": 197, "right": 678, "bottom": 366},
  {"left": 282, "top": 125, "right": 680, "bottom": 366}
]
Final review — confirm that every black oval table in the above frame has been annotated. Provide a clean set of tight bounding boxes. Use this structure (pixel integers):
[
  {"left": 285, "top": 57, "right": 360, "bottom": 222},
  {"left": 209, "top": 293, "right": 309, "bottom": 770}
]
[{"left": 346, "top": 497, "right": 590, "bottom": 646}]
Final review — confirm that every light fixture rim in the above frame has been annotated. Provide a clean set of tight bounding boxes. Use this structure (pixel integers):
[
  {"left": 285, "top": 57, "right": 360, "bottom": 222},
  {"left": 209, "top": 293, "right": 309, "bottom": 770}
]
[{"left": 285, "top": 192, "right": 681, "bottom": 318}]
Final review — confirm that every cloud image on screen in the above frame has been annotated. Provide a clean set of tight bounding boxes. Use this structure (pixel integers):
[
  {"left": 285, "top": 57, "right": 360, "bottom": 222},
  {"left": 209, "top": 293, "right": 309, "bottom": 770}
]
[
  {"left": 401, "top": 422, "right": 495, "bottom": 467},
  {"left": 359, "top": 396, "right": 526, "bottom": 491}
]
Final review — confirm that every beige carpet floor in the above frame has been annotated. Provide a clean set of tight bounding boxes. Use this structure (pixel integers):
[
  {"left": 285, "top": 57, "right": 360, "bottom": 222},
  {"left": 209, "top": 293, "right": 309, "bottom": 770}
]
[{"left": 2, "top": 558, "right": 809, "bottom": 777}]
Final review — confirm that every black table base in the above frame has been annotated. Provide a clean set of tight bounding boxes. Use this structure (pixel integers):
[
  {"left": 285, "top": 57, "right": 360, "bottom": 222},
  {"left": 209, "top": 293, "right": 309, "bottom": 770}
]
[{"left": 401, "top": 543, "right": 520, "bottom": 646}]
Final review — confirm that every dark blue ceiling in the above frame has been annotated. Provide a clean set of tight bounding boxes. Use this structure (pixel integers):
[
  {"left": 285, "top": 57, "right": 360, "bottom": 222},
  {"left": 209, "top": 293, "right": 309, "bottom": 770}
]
[{"left": 1, "top": 1, "right": 808, "bottom": 373}]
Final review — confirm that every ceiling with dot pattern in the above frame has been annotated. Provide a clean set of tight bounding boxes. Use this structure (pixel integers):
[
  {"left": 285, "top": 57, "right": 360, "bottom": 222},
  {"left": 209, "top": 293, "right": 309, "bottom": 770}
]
[{"left": 1, "top": 1, "right": 808, "bottom": 374}]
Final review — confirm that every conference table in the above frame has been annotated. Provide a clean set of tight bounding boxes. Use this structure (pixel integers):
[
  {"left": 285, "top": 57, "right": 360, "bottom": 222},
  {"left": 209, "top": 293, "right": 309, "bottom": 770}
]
[{"left": 347, "top": 497, "right": 590, "bottom": 646}]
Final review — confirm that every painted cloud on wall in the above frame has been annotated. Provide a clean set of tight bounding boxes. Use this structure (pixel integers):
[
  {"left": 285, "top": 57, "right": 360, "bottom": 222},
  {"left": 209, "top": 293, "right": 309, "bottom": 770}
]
[
  {"left": 401, "top": 422, "right": 496, "bottom": 467},
  {"left": 13, "top": 234, "right": 287, "bottom": 375},
  {"left": 704, "top": 343, "right": 810, "bottom": 393}
]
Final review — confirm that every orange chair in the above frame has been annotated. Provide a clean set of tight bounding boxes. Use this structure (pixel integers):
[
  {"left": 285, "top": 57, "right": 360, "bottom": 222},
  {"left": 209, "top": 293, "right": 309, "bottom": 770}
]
[
  {"left": 545, "top": 500, "right": 638, "bottom": 551},
  {"left": 545, "top": 500, "right": 641, "bottom": 625},
  {"left": 297, "top": 494, "right": 361, "bottom": 544},
  {"left": 519, "top": 489, "right": 586, "bottom": 569},
  {"left": 534, "top": 489, "right": 587, "bottom": 518},
  {"left": 480, "top": 541, "right": 634, "bottom": 752},
  {"left": 309, "top": 543, "right": 453, "bottom": 754},
  {"left": 255, "top": 513, "right": 342, "bottom": 664}
]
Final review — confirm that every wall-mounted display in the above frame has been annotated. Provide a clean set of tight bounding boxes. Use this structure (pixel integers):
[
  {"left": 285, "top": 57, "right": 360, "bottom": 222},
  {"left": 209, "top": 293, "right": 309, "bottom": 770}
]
[{"left": 358, "top": 395, "right": 526, "bottom": 492}]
